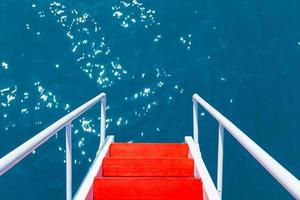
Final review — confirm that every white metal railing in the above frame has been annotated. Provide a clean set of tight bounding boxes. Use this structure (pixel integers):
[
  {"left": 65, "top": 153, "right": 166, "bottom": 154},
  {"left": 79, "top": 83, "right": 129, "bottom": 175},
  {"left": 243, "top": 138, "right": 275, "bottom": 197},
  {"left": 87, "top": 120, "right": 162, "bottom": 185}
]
[
  {"left": 0, "top": 92, "right": 107, "bottom": 200},
  {"left": 192, "top": 93, "right": 300, "bottom": 200}
]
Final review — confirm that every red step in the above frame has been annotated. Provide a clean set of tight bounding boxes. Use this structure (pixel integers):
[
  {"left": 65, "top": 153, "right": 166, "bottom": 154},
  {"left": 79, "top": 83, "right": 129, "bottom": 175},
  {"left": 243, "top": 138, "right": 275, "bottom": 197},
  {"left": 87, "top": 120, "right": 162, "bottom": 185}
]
[
  {"left": 109, "top": 143, "right": 189, "bottom": 158},
  {"left": 93, "top": 177, "right": 203, "bottom": 200},
  {"left": 93, "top": 143, "right": 202, "bottom": 199},
  {"left": 102, "top": 157, "right": 194, "bottom": 177}
]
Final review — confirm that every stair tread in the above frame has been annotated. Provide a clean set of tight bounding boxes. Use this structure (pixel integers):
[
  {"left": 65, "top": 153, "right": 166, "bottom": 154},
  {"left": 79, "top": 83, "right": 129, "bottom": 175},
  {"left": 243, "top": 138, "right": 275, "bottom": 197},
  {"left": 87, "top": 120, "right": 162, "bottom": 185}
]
[
  {"left": 92, "top": 142, "right": 203, "bottom": 199},
  {"left": 93, "top": 177, "right": 203, "bottom": 200},
  {"left": 109, "top": 143, "right": 189, "bottom": 158},
  {"left": 102, "top": 157, "right": 194, "bottom": 177}
]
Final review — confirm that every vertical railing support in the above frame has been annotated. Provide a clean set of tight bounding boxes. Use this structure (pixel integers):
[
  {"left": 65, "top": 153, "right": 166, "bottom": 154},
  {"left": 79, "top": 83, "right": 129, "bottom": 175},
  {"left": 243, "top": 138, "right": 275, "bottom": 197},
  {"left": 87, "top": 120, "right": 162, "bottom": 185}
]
[
  {"left": 100, "top": 95, "right": 106, "bottom": 147},
  {"left": 217, "top": 123, "right": 224, "bottom": 199},
  {"left": 193, "top": 95, "right": 199, "bottom": 144},
  {"left": 66, "top": 122, "right": 72, "bottom": 200}
]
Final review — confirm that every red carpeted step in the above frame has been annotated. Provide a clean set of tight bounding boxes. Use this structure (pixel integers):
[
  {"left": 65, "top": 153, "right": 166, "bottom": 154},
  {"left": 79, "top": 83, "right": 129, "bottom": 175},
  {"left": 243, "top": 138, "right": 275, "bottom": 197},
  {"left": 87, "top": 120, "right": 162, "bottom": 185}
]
[
  {"left": 109, "top": 143, "right": 189, "bottom": 158},
  {"left": 93, "top": 177, "right": 203, "bottom": 200},
  {"left": 102, "top": 157, "right": 194, "bottom": 177}
]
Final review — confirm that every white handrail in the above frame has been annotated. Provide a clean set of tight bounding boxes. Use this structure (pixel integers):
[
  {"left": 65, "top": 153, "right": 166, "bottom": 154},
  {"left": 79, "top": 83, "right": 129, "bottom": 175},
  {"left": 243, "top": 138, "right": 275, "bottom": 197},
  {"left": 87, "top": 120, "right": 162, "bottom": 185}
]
[
  {"left": 192, "top": 93, "right": 300, "bottom": 200},
  {"left": 0, "top": 92, "right": 107, "bottom": 200}
]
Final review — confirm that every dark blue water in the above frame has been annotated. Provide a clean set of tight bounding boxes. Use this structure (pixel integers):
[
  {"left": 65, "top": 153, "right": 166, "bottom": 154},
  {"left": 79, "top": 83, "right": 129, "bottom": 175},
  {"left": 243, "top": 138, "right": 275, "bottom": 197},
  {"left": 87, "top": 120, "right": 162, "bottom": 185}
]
[{"left": 1, "top": 0, "right": 300, "bottom": 199}]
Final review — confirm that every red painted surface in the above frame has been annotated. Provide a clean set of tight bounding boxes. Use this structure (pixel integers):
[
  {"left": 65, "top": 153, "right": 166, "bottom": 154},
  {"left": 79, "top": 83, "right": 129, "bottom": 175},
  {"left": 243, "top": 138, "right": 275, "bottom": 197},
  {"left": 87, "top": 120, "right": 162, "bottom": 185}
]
[
  {"left": 109, "top": 143, "right": 189, "bottom": 157},
  {"left": 103, "top": 157, "right": 194, "bottom": 177},
  {"left": 93, "top": 177, "right": 203, "bottom": 200},
  {"left": 93, "top": 143, "right": 203, "bottom": 200}
]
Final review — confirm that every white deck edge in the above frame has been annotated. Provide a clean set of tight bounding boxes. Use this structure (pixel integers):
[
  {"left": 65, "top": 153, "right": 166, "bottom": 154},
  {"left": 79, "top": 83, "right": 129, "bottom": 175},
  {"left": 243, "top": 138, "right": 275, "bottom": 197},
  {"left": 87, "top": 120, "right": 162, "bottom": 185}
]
[
  {"left": 185, "top": 136, "right": 220, "bottom": 200},
  {"left": 73, "top": 135, "right": 114, "bottom": 200}
]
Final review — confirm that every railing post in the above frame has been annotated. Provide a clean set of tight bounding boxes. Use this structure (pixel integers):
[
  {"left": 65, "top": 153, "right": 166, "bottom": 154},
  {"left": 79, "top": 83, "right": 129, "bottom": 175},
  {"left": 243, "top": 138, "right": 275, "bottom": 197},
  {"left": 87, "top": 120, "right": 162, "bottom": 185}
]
[
  {"left": 217, "top": 123, "right": 224, "bottom": 199},
  {"left": 100, "top": 94, "right": 106, "bottom": 147},
  {"left": 193, "top": 96, "right": 199, "bottom": 144},
  {"left": 66, "top": 122, "right": 72, "bottom": 200}
]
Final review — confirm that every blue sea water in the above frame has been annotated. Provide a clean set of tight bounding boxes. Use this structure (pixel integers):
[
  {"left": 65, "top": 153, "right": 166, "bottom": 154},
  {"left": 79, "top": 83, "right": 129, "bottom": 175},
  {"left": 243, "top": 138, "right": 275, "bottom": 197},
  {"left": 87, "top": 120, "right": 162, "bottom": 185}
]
[{"left": 1, "top": 0, "right": 300, "bottom": 199}]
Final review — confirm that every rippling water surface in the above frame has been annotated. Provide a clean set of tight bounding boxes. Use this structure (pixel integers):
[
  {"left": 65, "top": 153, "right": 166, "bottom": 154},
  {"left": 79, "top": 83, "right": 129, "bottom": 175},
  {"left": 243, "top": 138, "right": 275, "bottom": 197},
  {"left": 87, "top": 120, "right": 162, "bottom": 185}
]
[{"left": 1, "top": 0, "right": 300, "bottom": 199}]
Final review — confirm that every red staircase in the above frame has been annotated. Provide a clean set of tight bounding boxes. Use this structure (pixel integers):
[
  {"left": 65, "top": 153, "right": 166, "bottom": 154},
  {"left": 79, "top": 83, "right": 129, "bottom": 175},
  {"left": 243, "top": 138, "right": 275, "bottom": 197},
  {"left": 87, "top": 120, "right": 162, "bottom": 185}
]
[{"left": 93, "top": 143, "right": 203, "bottom": 200}]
